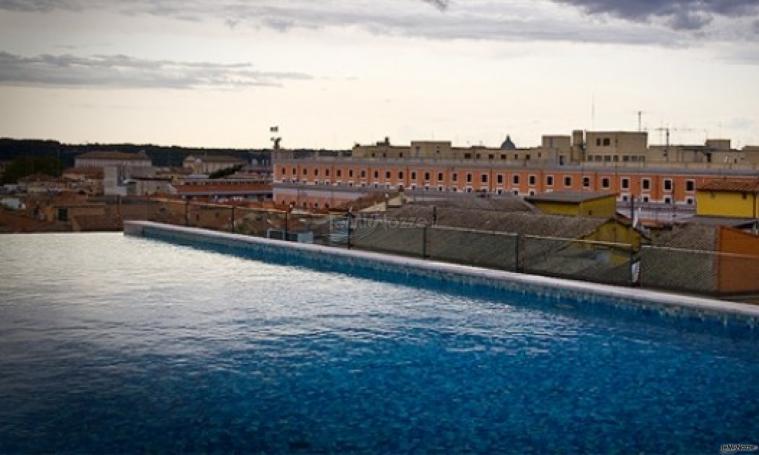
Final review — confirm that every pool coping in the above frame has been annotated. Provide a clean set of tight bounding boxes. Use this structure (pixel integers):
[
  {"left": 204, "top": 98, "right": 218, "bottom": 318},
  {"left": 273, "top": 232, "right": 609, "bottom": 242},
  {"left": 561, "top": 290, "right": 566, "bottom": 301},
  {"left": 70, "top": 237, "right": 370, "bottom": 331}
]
[{"left": 123, "top": 221, "right": 759, "bottom": 322}]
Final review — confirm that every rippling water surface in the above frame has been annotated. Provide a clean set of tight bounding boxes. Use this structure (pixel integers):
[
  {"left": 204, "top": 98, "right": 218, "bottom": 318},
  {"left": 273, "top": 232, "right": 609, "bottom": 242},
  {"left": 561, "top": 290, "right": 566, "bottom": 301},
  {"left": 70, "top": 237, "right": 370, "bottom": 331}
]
[{"left": 0, "top": 233, "right": 757, "bottom": 454}]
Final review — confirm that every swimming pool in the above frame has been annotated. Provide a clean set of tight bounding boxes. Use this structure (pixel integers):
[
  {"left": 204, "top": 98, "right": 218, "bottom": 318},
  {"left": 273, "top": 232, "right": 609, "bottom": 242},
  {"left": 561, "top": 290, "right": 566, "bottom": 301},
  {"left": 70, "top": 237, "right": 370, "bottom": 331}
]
[{"left": 1, "top": 232, "right": 757, "bottom": 453}]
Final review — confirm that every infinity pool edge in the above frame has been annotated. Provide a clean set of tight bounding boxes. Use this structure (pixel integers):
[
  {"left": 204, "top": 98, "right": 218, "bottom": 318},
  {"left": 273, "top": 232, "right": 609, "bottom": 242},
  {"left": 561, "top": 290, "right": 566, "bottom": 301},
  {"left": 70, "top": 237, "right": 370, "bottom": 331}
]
[{"left": 123, "top": 221, "right": 759, "bottom": 329}]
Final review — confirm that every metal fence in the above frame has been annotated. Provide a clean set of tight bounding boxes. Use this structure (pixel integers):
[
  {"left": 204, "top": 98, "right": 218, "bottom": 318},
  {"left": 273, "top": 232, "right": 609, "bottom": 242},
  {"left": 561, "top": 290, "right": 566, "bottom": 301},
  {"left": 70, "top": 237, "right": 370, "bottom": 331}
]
[{"left": 126, "top": 198, "right": 759, "bottom": 298}]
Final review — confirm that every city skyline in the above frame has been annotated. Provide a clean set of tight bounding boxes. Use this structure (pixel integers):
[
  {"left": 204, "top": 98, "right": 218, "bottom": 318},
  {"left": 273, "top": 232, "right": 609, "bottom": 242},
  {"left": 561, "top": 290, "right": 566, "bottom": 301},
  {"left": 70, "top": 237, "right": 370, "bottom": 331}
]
[{"left": 1, "top": 0, "right": 758, "bottom": 148}]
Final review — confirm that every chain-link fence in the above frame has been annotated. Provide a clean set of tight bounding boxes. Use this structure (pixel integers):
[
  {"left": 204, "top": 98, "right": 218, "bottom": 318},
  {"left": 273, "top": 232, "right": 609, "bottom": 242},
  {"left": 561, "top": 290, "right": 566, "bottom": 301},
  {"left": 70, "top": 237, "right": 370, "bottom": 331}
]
[
  {"left": 640, "top": 246, "right": 759, "bottom": 296},
  {"left": 520, "top": 235, "right": 635, "bottom": 286},
  {"left": 427, "top": 226, "right": 518, "bottom": 271},
  {"left": 128, "top": 199, "right": 759, "bottom": 297}
]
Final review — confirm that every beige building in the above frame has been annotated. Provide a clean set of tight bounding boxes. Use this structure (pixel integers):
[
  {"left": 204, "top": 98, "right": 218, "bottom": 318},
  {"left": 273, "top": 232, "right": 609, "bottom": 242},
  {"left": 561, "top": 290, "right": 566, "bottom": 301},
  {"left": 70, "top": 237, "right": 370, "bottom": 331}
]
[
  {"left": 584, "top": 131, "right": 648, "bottom": 163},
  {"left": 349, "top": 131, "right": 758, "bottom": 169}
]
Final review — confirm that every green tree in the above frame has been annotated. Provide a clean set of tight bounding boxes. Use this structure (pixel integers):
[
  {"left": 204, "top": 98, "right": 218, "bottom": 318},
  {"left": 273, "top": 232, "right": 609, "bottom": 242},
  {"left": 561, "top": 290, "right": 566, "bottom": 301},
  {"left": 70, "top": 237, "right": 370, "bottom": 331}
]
[{"left": 1, "top": 156, "right": 63, "bottom": 184}]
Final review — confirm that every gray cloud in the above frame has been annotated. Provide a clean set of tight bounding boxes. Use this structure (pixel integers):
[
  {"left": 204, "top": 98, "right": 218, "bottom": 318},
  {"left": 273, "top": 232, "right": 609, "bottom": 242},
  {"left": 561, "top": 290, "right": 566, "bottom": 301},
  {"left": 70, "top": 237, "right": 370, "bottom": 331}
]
[
  {"left": 555, "top": 0, "right": 759, "bottom": 30},
  {"left": 0, "top": 0, "right": 757, "bottom": 46},
  {"left": 0, "top": 51, "right": 312, "bottom": 89},
  {"left": 421, "top": 0, "right": 450, "bottom": 11}
]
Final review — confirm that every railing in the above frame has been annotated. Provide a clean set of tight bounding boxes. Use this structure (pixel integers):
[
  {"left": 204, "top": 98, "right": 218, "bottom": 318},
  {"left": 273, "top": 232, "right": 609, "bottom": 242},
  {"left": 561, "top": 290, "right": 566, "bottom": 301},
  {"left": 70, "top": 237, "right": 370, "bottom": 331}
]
[{"left": 125, "top": 198, "right": 759, "bottom": 298}]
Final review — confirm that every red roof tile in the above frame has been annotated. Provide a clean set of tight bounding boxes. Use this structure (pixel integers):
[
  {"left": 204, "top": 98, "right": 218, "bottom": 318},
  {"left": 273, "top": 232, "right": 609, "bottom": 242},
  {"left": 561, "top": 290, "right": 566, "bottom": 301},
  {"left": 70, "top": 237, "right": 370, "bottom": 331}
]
[{"left": 698, "top": 179, "right": 759, "bottom": 193}]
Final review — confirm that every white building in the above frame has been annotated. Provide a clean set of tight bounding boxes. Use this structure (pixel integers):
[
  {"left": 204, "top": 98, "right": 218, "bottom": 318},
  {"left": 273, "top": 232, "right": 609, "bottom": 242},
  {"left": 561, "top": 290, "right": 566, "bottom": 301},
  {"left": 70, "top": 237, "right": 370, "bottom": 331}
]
[
  {"left": 182, "top": 155, "right": 247, "bottom": 175},
  {"left": 75, "top": 151, "right": 152, "bottom": 169}
]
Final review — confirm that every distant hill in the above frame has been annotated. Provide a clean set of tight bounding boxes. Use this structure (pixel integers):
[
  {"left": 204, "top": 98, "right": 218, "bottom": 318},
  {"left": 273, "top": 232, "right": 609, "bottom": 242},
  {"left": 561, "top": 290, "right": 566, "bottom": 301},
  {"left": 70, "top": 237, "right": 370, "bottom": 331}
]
[{"left": 0, "top": 138, "right": 347, "bottom": 168}]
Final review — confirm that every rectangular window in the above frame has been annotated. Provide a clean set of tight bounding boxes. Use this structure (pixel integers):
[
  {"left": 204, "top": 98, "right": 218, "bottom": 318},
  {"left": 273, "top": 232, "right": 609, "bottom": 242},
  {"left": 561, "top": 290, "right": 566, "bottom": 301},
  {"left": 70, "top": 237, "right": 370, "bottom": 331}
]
[
  {"left": 398, "top": 171, "right": 404, "bottom": 179},
  {"left": 583, "top": 177, "right": 591, "bottom": 188},
  {"left": 386, "top": 171, "right": 391, "bottom": 179},
  {"left": 373, "top": 170, "right": 378, "bottom": 178},
  {"left": 497, "top": 174, "right": 504, "bottom": 184},
  {"left": 424, "top": 172, "right": 430, "bottom": 181},
  {"left": 411, "top": 171, "right": 416, "bottom": 180},
  {"left": 528, "top": 175, "right": 536, "bottom": 186},
  {"left": 686, "top": 180, "right": 695, "bottom": 192},
  {"left": 664, "top": 179, "right": 673, "bottom": 191},
  {"left": 642, "top": 178, "right": 651, "bottom": 191},
  {"left": 337, "top": 170, "right": 342, "bottom": 177},
  {"left": 361, "top": 170, "right": 366, "bottom": 178},
  {"left": 621, "top": 178, "right": 630, "bottom": 190},
  {"left": 601, "top": 177, "right": 610, "bottom": 189},
  {"left": 564, "top": 176, "right": 573, "bottom": 187},
  {"left": 467, "top": 173, "right": 473, "bottom": 183},
  {"left": 349, "top": 169, "right": 354, "bottom": 178},
  {"left": 452, "top": 173, "right": 458, "bottom": 182},
  {"left": 481, "top": 174, "right": 488, "bottom": 183},
  {"left": 546, "top": 176, "right": 554, "bottom": 186},
  {"left": 513, "top": 175, "right": 520, "bottom": 185},
  {"left": 438, "top": 172, "right": 444, "bottom": 181}
]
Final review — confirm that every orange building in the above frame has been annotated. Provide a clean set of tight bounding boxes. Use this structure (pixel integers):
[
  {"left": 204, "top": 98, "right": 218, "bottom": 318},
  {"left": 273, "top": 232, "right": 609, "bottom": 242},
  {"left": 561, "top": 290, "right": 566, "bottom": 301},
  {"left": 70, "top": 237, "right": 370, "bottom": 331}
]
[{"left": 273, "top": 158, "right": 758, "bottom": 211}]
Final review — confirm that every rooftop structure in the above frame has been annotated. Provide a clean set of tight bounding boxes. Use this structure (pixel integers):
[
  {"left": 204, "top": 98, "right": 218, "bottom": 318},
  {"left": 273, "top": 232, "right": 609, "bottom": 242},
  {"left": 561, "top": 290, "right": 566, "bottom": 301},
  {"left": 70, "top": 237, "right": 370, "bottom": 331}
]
[
  {"left": 696, "top": 178, "right": 759, "bottom": 220},
  {"left": 526, "top": 191, "right": 617, "bottom": 218}
]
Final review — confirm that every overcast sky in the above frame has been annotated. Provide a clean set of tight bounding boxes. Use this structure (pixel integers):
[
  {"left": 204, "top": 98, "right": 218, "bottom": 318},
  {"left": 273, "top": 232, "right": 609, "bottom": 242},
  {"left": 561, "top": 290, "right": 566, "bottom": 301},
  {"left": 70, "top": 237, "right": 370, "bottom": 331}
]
[{"left": 0, "top": 0, "right": 758, "bottom": 149}]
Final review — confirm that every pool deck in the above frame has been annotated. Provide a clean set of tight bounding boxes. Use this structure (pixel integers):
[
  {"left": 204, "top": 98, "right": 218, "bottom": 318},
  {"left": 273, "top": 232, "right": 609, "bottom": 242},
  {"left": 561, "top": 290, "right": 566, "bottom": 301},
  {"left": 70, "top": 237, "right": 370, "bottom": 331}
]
[{"left": 124, "top": 221, "right": 759, "bottom": 324}]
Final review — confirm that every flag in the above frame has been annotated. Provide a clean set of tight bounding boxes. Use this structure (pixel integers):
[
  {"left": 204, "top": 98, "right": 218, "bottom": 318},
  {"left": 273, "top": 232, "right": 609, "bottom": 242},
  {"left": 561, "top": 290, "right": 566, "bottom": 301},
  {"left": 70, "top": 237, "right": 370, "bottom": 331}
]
[{"left": 270, "top": 126, "right": 279, "bottom": 133}]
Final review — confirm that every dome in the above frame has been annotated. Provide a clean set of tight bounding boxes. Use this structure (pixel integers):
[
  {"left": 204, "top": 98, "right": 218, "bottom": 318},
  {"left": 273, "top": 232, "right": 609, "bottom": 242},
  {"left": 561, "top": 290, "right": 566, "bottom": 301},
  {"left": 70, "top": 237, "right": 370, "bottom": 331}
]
[{"left": 501, "top": 135, "right": 516, "bottom": 150}]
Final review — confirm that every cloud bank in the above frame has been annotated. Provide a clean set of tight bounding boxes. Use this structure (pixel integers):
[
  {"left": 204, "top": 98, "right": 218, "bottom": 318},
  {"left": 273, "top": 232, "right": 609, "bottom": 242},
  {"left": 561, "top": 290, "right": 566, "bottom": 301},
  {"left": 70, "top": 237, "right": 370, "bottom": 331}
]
[
  {"left": 556, "top": 0, "right": 759, "bottom": 30},
  {"left": 0, "top": 52, "right": 312, "bottom": 89},
  {"left": 0, "top": 0, "right": 757, "bottom": 47}
]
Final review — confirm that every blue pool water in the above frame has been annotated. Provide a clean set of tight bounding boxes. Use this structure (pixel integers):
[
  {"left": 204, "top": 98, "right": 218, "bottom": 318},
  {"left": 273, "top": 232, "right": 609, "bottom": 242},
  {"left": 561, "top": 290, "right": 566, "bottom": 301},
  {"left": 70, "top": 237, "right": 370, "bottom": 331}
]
[{"left": 0, "top": 233, "right": 757, "bottom": 454}]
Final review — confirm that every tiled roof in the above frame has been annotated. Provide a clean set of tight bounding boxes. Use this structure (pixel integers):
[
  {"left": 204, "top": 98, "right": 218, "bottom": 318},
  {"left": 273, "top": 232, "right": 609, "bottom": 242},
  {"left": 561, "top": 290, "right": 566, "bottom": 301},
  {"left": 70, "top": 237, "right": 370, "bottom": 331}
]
[
  {"left": 651, "top": 223, "right": 719, "bottom": 251},
  {"left": 526, "top": 191, "right": 617, "bottom": 204},
  {"left": 76, "top": 151, "right": 150, "bottom": 161},
  {"left": 62, "top": 167, "right": 104, "bottom": 179},
  {"left": 387, "top": 206, "right": 609, "bottom": 239},
  {"left": 698, "top": 179, "right": 759, "bottom": 193},
  {"left": 172, "top": 183, "right": 272, "bottom": 195},
  {"left": 411, "top": 195, "right": 535, "bottom": 212},
  {"left": 686, "top": 216, "right": 757, "bottom": 228}
]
